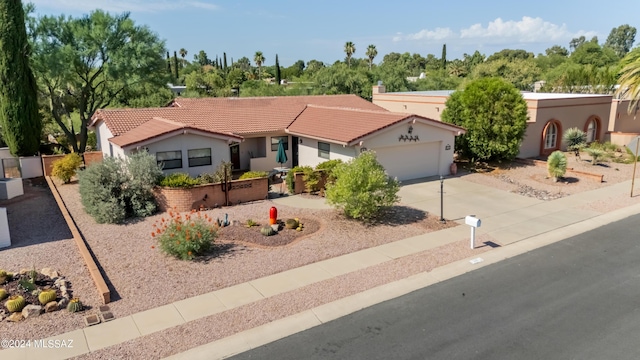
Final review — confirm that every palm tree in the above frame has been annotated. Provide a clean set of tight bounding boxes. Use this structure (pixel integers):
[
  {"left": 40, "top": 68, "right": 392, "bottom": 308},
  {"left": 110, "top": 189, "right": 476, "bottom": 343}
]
[
  {"left": 179, "top": 48, "right": 187, "bottom": 59},
  {"left": 344, "top": 41, "right": 355, "bottom": 68},
  {"left": 616, "top": 48, "right": 640, "bottom": 113},
  {"left": 254, "top": 51, "right": 265, "bottom": 79},
  {"left": 365, "top": 44, "right": 377, "bottom": 70}
]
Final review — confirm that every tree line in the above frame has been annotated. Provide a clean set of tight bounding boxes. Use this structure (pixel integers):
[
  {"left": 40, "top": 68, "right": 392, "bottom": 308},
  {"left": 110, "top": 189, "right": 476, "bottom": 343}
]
[{"left": 0, "top": 1, "right": 638, "bottom": 156}]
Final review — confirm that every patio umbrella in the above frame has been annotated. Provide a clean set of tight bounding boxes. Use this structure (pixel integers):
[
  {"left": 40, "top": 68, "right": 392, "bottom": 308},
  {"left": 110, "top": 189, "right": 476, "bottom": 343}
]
[{"left": 276, "top": 139, "right": 288, "bottom": 194}]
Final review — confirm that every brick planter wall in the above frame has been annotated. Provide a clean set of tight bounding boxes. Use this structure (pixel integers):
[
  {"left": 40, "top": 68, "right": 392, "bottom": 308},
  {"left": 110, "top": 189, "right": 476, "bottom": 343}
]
[
  {"left": 154, "top": 177, "right": 269, "bottom": 212},
  {"left": 41, "top": 154, "right": 65, "bottom": 176},
  {"left": 83, "top": 151, "right": 103, "bottom": 167}
]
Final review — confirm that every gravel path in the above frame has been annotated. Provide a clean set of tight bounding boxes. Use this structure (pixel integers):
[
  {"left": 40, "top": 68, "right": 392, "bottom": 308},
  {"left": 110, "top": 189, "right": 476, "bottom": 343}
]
[{"left": 2, "top": 152, "right": 638, "bottom": 355}]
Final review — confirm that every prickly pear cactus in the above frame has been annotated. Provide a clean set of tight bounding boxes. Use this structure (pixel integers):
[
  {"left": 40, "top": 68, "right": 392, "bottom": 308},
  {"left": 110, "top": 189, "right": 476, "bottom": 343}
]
[
  {"left": 67, "top": 298, "right": 84, "bottom": 313},
  {"left": 261, "top": 226, "right": 276, "bottom": 236},
  {"left": 5, "top": 295, "right": 26, "bottom": 313},
  {"left": 0, "top": 288, "right": 7, "bottom": 301},
  {"left": 39, "top": 289, "right": 57, "bottom": 305}
]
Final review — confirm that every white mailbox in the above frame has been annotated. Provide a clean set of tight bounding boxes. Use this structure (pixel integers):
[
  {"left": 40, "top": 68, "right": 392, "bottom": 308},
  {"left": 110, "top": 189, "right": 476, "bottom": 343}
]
[
  {"left": 465, "top": 216, "right": 481, "bottom": 228},
  {"left": 465, "top": 215, "right": 481, "bottom": 249}
]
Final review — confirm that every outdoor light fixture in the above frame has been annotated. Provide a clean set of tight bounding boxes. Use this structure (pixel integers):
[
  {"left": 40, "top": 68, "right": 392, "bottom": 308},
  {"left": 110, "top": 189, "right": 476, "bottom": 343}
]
[
  {"left": 408, "top": 125, "right": 413, "bottom": 134},
  {"left": 298, "top": 138, "right": 303, "bottom": 144},
  {"left": 445, "top": 144, "right": 451, "bottom": 150}
]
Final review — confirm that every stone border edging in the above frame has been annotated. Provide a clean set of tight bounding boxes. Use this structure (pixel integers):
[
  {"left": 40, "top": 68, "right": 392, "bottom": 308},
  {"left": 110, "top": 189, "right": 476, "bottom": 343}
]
[{"left": 45, "top": 176, "right": 110, "bottom": 304}]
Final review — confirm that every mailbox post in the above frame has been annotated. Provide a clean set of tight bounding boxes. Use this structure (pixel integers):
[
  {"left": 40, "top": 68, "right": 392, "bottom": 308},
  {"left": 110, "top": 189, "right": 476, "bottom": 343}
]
[{"left": 465, "top": 215, "right": 481, "bottom": 249}]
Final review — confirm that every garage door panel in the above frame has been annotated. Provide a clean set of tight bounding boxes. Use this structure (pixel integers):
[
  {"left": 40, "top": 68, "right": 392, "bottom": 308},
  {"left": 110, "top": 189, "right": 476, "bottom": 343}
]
[{"left": 374, "top": 142, "right": 440, "bottom": 181}]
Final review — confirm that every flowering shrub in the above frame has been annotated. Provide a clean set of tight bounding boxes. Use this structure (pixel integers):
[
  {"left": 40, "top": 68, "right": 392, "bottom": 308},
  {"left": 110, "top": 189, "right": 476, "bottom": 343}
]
[{"left": 151, "top": 208, "right": 217, "bottom": 260}]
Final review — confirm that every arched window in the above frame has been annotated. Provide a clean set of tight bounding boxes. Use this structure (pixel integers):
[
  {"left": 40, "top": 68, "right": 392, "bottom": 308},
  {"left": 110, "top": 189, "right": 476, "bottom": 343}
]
[
  {"left": 544, "top": 122, "right": 557, "bottom": 149},
  {"left": 585, "top": 117, "right": 599, "bottom": 143}
]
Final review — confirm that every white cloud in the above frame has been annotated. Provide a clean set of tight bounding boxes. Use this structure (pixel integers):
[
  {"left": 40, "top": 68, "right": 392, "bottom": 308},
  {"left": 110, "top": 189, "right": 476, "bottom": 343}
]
[
  {"left": 30, "top": 0, "right": 218, "bottom": 13},
  {"left": 396, "top": 16, "right": 598, "bottom": 45}
]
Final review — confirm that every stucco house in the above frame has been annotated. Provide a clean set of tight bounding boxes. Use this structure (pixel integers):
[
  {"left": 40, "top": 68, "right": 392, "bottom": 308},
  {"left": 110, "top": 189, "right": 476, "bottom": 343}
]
[
  {"left": 89, "top": 95, "right": 465, "bottom": 182},
  {"left": 372, "top": 84, "right": 621, "bottom": 158}
]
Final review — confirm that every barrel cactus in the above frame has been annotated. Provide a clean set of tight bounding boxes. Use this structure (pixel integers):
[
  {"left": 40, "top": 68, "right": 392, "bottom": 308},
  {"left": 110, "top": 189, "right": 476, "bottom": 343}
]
[
  {"left": 260, "top": 226, "right": 276, "bottom": 236},
  {"left": 285, "top": 218, "right": 299, "bottom": 229},
  {"left": 39, "top": 289, "right": 57, "bottom": 305},
  {"left": 5, "top": 295, "right": 26, "bottom": 313},
  {"left": 0, "top": 288, "right": 8, "bottom": 301},
  {"left": 0, "top": 270, "right": 7, "bottom": 284},
  {"left": 67, "top": 298, "right": 84, "bottom": 313}
]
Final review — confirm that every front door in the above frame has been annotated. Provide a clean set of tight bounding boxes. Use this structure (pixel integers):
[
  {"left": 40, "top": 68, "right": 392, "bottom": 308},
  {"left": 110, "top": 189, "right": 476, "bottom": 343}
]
[
  {"left": 291, "top": 136, "right": 299, "bottom": 167},
  {"left": 230, "top": 144, "right": 240, "bottom": 170}
]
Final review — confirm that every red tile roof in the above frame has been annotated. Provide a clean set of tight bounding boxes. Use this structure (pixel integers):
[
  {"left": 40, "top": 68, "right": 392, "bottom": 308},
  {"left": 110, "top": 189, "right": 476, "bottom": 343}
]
[
  {"left": 92, "top": 95, "right": 385, "bottom": 140},
  {"left": 287, "top": 105, "right": 466, "bottom": 145},
  {"left": 109, "top": 117, "right": 242, "bottom": 148}
]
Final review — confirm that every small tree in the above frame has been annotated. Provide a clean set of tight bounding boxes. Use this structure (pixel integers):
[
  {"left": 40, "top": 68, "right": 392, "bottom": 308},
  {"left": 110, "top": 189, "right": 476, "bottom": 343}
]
[
  {"left": 325, "top": 151, "right": 399, "bottom": 221},
  {"left": 547, "top": 151, "right": 567, "bottom": 182},
  {"left": 51, "top": 153, "right": 83, "bottom": 183},
  {"left": 563, "top": 127, "right": 586, "bottom": 161}
]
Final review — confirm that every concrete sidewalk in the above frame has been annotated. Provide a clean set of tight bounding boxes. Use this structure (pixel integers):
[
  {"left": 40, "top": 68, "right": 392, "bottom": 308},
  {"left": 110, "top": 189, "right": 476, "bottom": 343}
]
[{"left": 4, "top": 178, "right": 639, "bottom": 360}]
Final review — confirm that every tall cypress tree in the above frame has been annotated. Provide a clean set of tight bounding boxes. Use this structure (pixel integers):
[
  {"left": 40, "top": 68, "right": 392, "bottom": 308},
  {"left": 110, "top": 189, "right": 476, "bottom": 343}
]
[
  {"left": 0, "top": 0, "right": 41, "bottom": 156},
  {"left": 441, "top": 44, "right": 447, "bottom": 70},
  {"left": 173, "top": 50, "right": 179, "bottom": 80},
  {"left": 166, "top": 51, "right": 171, "bottom": 73},
  {"left": 223, "top": 52, "right": 228, "bottom": 71},
  {"left": 275, "top": 54, "right": 281, "bottom": 85}
]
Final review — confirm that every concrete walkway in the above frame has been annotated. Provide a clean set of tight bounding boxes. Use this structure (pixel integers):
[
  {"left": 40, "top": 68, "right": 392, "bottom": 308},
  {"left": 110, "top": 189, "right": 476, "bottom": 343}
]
[{"left": 4, "top": 178, "right": 639, "bottom": 360}]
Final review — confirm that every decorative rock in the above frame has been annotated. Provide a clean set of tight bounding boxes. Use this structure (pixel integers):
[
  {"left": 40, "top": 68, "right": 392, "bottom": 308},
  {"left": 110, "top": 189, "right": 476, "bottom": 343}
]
[
  {"left": 45, "top": 301, "right": 59, "bottom": 313},
  {"left": 7, "top": 312, "right": 23, "bottom": 322},
  {"left": 57, "top": 298, "right": 69, "bottom": 309},
  {"left": 41, "top": 268, "right": 60, "bottom": 279},
  {"left": 22, "top": 305, "right": 43, "bottom": 319},
  {"left": 19, "top": 268, "right": 29, "bottom": 275}
]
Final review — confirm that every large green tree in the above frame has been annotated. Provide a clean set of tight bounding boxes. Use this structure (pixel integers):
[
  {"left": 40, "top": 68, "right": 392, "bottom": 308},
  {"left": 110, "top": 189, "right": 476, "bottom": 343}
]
[
  {"left": 441, "top": 77, "right": 528, "bottom": 161},
  {"left": 604, "top": 24, "right": 636, "bottom": 58},
  {"left": 0, "top": 0, "right": 41, "bottom": 156},
  {"left": 29, "top": 10, "right": 168, "bottom": 153}
]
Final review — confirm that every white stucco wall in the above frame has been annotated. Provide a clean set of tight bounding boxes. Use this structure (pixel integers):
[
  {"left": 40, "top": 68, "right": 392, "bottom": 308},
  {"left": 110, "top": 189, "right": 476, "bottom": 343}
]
[
  {"left": 119, "top": 133, "right": 231, "bottom": 177},
  {"left": 95, "top": 122, "right": 113, "bottom": 157},
  {"left": 248, "top": 133, "right": 293, "bottom": 171},
  {"left": 297, "top": 137, "right": 357, "bottom": 168}
]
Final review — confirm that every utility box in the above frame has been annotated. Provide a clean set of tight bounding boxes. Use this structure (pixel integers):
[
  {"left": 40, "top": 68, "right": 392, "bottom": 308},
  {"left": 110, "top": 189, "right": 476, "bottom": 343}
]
[
  {"left": 465, "top": 215, "right": 481, "bottom": 228},
  {"left": 0, "top": 207, "right": 10, "bottom": 248}
]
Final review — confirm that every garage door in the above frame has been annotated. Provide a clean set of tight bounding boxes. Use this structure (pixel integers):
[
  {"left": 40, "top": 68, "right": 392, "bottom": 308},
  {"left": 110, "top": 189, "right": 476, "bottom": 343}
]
[{"left": 374, "top": 141, "right": 441, "bottom": 181}]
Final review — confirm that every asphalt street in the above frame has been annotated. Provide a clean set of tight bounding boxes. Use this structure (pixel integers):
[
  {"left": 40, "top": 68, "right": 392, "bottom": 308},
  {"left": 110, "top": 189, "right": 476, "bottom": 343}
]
[{"left": 230, "top": 213, "right": 640, "bottom": 360}]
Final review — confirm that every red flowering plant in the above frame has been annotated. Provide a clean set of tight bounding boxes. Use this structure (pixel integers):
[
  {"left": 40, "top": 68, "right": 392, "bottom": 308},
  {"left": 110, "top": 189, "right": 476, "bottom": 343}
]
[{"left": 151, "top": 207, "right": 217, "bottom": 260}]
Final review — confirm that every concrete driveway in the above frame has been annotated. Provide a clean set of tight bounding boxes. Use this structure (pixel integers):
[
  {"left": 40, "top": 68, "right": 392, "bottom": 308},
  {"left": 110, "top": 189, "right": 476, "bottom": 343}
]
[{"left": 398, "top": 176, "right": 541, "bottom": 222}]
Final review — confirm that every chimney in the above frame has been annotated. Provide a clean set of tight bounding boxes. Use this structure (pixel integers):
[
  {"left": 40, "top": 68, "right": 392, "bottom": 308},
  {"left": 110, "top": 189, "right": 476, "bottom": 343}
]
[{"left": 372, "top": 80, "right": 386, "bottom": 95}]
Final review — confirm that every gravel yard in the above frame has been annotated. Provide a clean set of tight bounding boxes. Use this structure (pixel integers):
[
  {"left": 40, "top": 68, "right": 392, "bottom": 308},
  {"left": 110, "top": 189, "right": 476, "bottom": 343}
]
[{"left": 1, "top": 151, "right": 638, "bottom": 354}]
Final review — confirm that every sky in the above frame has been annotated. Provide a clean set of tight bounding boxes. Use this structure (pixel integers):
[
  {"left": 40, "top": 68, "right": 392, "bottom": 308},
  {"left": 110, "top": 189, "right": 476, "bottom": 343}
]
[{"left": 30, "top": 0, "right": 640, "bottom": 67}]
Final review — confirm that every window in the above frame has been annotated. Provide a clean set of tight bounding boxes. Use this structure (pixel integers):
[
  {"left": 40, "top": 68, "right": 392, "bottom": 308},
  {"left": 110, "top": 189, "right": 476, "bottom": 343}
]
[
  {"left": 156, "top": 150, "right": 182, "bottom": 170},
  {"left": 271, "top": 136, "right": 288, "bottom": 151},
  {"left": 586, "top": 119, "right": 597, "bottom": 143},
  {"left": 544, "top": 123, "right": 557, "bottom": 149},
  {"left": 188, "top": 148, "right": 212, "bottom": 167},
  {"left": 318, "top": 142, "right": 330, "bottom": 159}
]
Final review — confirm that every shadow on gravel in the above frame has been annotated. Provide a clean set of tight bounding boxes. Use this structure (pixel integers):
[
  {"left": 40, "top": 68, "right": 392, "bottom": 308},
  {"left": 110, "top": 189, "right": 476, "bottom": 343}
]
[
  {"left": 370, "top": 205, "right": 427, "bottom": 227},
  {"left": 194, "top": 243, "right": 247, "bottom": 264}
]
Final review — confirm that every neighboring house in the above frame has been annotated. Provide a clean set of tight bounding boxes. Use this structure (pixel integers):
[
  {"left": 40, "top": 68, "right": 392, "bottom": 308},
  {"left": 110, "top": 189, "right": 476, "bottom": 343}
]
[
  {"left": 372, "top": 84, "right": 615, "bottom": 158},
  {"left": 89, "top": 95, "right": 465, "bottom": 181},
  {"left": 608, "top": 98, "right": 640, "bottom": 146}
]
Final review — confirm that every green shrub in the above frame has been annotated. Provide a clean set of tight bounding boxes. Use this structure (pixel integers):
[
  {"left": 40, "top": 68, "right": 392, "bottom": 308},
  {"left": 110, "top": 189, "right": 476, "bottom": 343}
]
[
  {"left": 302, "top": 166, "right": 320, "bottom": 193},
  {"left": 159, "top": 173, "right": 202, "bottom": 188},
  {"left": 239, "top": 171, "right": 269, "bottom": 179},
  {"left": 199, "top": 161, "right": 233, "bottom": 184},
  {"left": 547, "top": 151, "right": 567, "bottom": 181},
  {"left": 325, "top": 151, "right": 400, "bottom": 221},
  {"left": 51, "top": 153, "right": 83, "bottom": 183},
  {"left": 79, "top": 152, "right": 162, "bottom": 224},
  {"left": 585, "top": 148, "right": 608, "bottom": 166},
  {"left": 285, "top": 166, "right": 311, "bottom": 193},
  {"left": 152, "top": 209, "right": 217, "bottom": 260},
  {"left": 316, "top": 159, "right": 343, "bottom": 184},
  {"left": 562, "top": 127, "right": 586, "bottom": 160}
]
